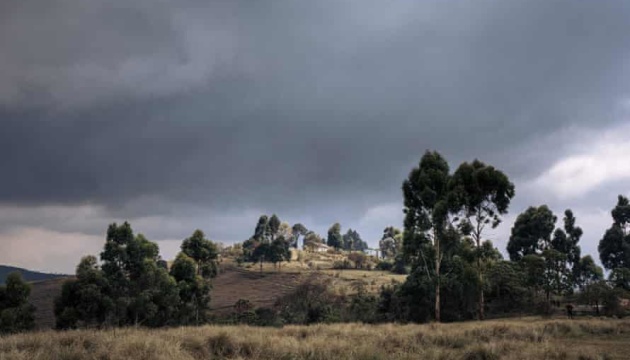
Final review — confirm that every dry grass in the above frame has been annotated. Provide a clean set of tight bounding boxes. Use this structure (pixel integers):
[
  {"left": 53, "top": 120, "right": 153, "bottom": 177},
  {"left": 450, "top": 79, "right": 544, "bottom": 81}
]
[
  {"left": 1, "top": 318, "right": 629, "bottom": 359},
  {"left": 28, "top": 277, "right": 72, "bottom": 330}
]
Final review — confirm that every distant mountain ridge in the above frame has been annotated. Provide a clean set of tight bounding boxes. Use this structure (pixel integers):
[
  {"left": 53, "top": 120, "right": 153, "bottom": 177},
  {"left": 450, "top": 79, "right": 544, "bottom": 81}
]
[{"left": 0, "top": 265, "right": 68, "bottom": 284}]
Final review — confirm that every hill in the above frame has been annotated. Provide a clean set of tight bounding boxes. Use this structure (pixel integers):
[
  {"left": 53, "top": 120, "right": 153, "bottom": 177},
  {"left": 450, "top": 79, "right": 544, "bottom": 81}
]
[
  {"left": 25, "top": 251, "right": 406, "bottom": 329},
  {"left": 0, "top": 265, "right": 68, "bottom": 284},
  {"left": 1, "top": 318, "right": 629, "bottom": 359}
]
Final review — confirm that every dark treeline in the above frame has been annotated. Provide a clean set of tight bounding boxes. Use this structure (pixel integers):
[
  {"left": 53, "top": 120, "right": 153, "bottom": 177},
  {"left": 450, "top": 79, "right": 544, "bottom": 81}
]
[{"left": 376, "top": 151, "right": 628, "bottom": 323}]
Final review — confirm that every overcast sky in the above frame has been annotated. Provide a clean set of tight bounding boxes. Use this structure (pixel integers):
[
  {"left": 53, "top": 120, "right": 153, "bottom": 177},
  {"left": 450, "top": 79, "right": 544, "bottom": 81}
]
[{"left": 1, "top": 0, "right": 630, "bottom": 273}]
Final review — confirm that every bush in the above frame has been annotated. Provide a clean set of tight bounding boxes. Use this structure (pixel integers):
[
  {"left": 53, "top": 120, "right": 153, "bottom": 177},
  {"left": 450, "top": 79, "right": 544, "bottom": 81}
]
[
  {"left": 392, "top": 259, "right": 408, "bottom": 275},
  {"left": 332, "top": 260, "right": 352, "bottom": 270},
  {"left": 254, "top": 307, "right": 282, "bottom": 327},
  {"left": 375, "top": 261, "right": 393, "bottom": 271}
]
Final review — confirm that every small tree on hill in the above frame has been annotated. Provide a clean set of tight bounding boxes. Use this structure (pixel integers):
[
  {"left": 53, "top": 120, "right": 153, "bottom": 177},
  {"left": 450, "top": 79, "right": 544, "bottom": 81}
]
[
  {"left": 327, "top": 223, "right": 343, "bottom": 249},
  {"left": 0, "top": 272, "right": 36, "bottom": 334},
  {"left": 181, "top": 230, "right": 219, "bottom": 278}
]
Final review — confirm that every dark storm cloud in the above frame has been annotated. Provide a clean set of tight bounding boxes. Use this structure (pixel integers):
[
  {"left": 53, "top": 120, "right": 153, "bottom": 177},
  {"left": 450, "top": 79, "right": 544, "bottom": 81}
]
[{"left": 1, "top": 0, "right": 630, "bottom": 258}]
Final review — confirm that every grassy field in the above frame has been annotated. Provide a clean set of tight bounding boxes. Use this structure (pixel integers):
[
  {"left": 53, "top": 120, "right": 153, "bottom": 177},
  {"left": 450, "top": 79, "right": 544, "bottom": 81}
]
[{"left": 1, "top": 318, "right": 629, "bottom": 359}]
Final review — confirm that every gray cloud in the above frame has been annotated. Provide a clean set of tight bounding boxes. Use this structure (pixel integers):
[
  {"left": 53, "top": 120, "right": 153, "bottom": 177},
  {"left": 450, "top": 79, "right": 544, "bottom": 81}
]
[{"left": 1, "top": 0, "right": 630, "bottom": 271}]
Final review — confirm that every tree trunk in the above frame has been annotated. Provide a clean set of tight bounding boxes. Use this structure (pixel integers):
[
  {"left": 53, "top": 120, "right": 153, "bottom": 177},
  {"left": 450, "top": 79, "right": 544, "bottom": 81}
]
[
  {"left": 479, "top": 270, "right": 485, "bottom": 320},
  {"left": 474, "top": 216, "right": 485, "bottom": 321},
  {"left": 435, "top": 229, "right": 441, "bottom": 322}
]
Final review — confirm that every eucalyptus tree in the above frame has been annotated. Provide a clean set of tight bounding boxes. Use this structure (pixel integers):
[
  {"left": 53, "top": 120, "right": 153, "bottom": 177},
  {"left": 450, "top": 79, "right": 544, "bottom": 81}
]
[
  {"left": 181, "top": 230, "right": 219, "bottom": 278},
  {"left": 507, "top": 206, "right": 557, "bottom": 261},
  {"left": 327, "top": 223, "right": 343, "bottom": 249},
  {"left": 291, "top": 223, "right": 308, "bottom": 248},
  {"left": 599, "top": 195, "right": 630, "bottom": 272},
  {"left": 402, "top": 151, "right": 451, "bottom": 322},
  {"left": 449, "top": 159, "right": 514, "bottom": 320}
]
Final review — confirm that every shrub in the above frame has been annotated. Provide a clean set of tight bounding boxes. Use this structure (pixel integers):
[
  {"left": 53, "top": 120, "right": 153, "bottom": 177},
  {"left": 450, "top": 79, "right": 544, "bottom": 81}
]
[
  {"left": 375, "top": 261, "right": 393, "bottom": 271},
  {"left": 332, "top": 260, "right": 352, "bottom": 270}
]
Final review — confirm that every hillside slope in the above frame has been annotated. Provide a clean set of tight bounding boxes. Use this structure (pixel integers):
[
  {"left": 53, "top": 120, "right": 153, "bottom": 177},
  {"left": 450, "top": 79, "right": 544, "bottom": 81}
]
[{"left": 29, "top": 277, "right": 72, "bottom": 329}]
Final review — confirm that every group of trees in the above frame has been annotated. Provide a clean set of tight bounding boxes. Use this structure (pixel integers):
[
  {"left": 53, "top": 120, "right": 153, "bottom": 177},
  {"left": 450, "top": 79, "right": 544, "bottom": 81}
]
[
  {"left": 242, "top": 214, "right": 293, "bottom": 270},
  {"left": 54, "top": 223, "right": 219, "bottom": 329},
  {"left": 506, "top": 207, "right": 587, "bottom": 303},
  {"left": 0, "top": 272, "right": 35, "bottom": 333},
  {"left": 327, "top": 223, "right": 368, "bottom": 251},
  {"left": 386, "top": 151, "right": 629, "bottom": 323},
  {"left": 401, "top": 152, "right": 514, "bottom": 321},
  {"left": 599, "top": 195, "right": 630, "bottom": 291},
  {"left": 241, "top": 215, "right": 370, "bottom": 268}
]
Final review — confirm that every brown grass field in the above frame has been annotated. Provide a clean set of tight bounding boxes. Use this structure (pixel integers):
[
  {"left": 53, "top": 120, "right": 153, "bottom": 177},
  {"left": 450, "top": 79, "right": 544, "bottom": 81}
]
[{"left": 1, "top": 318, "right": 629, "bottom": 359}]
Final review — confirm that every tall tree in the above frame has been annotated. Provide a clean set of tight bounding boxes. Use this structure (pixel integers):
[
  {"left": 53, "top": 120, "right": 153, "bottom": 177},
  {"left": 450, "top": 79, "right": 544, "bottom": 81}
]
[
  {"left": 551, "top": 210, "right": 582, "bottom": 284},
  {"left": 291, "top": 223, "right": 308, "bottom": 248},
  {"left": 181, "top": 230, "right": 219, "bottom": 278},
  {"left": 402, "top": 151, "right": 451, "bottom": 322},
  {"left": 599, "top": 195, "right": 630, "bottom": 271},
  {"left": 253, "top": 215, "right": 270, "bottom": 241},
  {"left": 449, "top": 159, "right": 515, "bottom": 320},
  {"left": 343, "top": 229, "right": 368, "bottom": 251},
  {"left": 327, "top": 223, "right": 343, "bottom": 249},
  {"left": 507, "top": 206, "right": 557, "bottom": 261},
  {"left": 268, "top": 214, "right": 281, "bottom": 240},
  {"left": 575, "top": 255, "right": 603, "bottom": 291},
  {"left": 548, "top": 210, "right": 583, "bottom": 292}
]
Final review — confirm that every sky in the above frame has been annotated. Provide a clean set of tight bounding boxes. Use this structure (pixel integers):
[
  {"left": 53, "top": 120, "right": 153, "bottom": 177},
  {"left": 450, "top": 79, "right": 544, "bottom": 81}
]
[{"left": 1, "top": 0, "right": 630, "bottom": 273}]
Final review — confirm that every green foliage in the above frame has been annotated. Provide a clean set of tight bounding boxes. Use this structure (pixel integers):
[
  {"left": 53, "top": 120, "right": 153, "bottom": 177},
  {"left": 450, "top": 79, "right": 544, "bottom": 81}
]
[
  {"left": 375, "top": 261, "right": 393, "bottom": 271},
  {"left": 575, "top": 255, "right": 603, "bottom": 290},
  {"left": 54, "top": 256, "right": 113, "bottom": 329},
  {"left": 253, "top": 215, "right": 270, "bottom": 241},
  {"left": 327, "top": 223, "right": 343, "bottom": 249},
  {"left": 0, "top": 272, "right": 35, "bottom": 334},
  {"left": 379, "top": 226, "right": 403, "bottom": 259},
  {"left": 342, "top": 229, "right": 368, "bottom": 251},
  {"left": 243, "top": 215, "right": 292, "bottom": 269},
  {"left": 275, "top": 277, "right": 341, "bottom": 324},
  {"left": 268, "top": 215, "right": 281, "bottom": 240},
  {"left": 485, "top": 261, "right": 529, "bottom": 313},
  {"left": 55, "top": 222, "right": 217, "bottom": 329},
  {"left": 507, "top": 205, "right": 557, "bottom": 261},
  {"left": 449, "top": 159, "right": 515, "bottom": 238},
  {"left": 450, "top": 161, "right": 514, "bottom": 320},
  {"left": 181, "top": 230, "right": 219, "bottom": 278},
  {"left": 402, "top": 151, "right": 452, "bottom": 321},
  {"left": 291, "top": 223, "right": 308, "bottom": 248},
  {"left": 599, "top": 195, "right": 630, "bottom": 271},
  {"left": 609, "top": 267, "right": 630, "bottom": 291},
  {"left": 303, "top": 231, "right": 323, "bottom": 251},
  {"left": 170, "top": 253, "right": 212, "bottom": 325}
]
